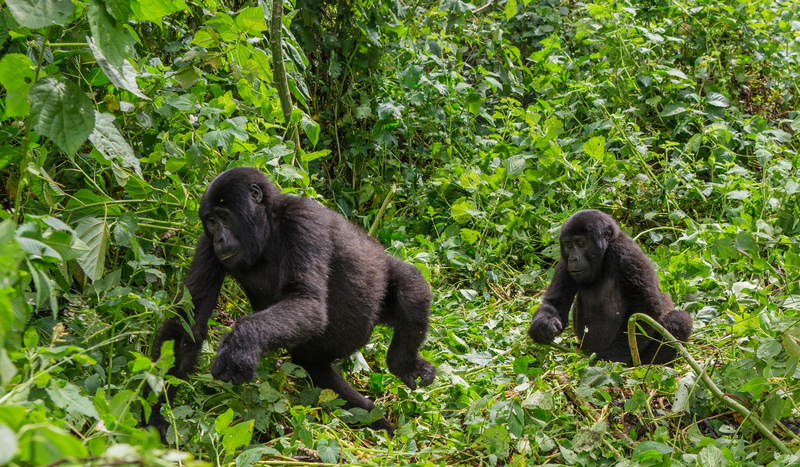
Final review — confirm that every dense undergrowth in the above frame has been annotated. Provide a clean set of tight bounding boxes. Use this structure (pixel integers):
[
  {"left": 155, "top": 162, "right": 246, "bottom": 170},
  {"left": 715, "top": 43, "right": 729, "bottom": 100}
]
[{"left": 1, "top": 0, "right": 800, "bottom": 465}]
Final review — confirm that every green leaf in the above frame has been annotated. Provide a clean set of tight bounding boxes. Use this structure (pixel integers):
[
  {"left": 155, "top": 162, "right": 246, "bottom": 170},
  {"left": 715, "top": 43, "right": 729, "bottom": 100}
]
[
  {"left": 131, "top": 0, "right": 188, "bottom": 25},
  {"left": 504, "top": 154, "right": 526, "bottom": 178},
  {"left": 28, "top": 77, "right": 95, "bottom": 156},
  {"left": 222, "top": 419, "right": 254, "bottom": 453},
  {"left": 0, "top": 54, "right": 35, "bottom": 118},
  {"left": 300, "top": 149, "right": 330, "bottom": 163},
  {"left": 783, "top": 328, "right": 800, "bottom": 357},
  {"left": 18, "top": 425, "right": 88, "bottom": 465},
  {"left": 216, "top": 408, "right": 234, "bottom": 434},
  {"left": 698, "top": 445, "right": 725, "bottom": 467},
  {"left": 45, "top": 382, "right": 99, "bottom": 419},
  {"left": 300, "top": 113, "right": 320, "bottom": 148},
  {"left": 316, "top": 439, "right": 340, "bottom": 463},
  {"left": 0, "top": 424, "right": 17, "bottom": 465},
  {"left": 466, "top": 92, "right": 481, "bottom": 115},
  {"left": 74, "top": 217, "right": 109, "bottom": 281},
  {"left": 0, "top": 348, "right": 18, "bottom": 385},
  {"left": 659, "top": 103, "right": 687, "bottom": 117},
  {"left": 5, "top": 0, "right": 74, "bottom": 29},
  {"left": 235, "top": 6, "right": 268, "bottom": 34},
  {"left": 89, "top": 112, "right": 141, "bottom": 175},
  {"left": 86, "top": 37, "right": 148, "bottom": 100},
  {"left": 705, "top": 92, "right": 729, "bottom": 108},
  {"left": 504, "top": 0, "right": 517, "bottom": 20},
  {"left": 583, "top": 136, "right": 605, "bottom": 160},
  {"left": 87, "top": 0, "right": 136, "bottom": 70},
  {"left": 734, "top": 232, "right": 757, "bottom": 252}
]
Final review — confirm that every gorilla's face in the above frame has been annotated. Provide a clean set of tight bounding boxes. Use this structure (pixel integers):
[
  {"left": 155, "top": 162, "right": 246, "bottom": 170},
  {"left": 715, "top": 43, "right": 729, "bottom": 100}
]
[
  {"left": 199, "top": 178, "right": 267, "bottom": 270},
  {"left": 561, "top": 233, "right": 602, "bottom": 284},
  {"left": 202, "top": 206, "right": 241, "bottom": 263}
]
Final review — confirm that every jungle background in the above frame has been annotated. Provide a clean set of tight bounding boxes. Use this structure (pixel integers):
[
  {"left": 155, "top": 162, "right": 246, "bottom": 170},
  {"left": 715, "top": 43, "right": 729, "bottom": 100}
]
[{"left": 1, "top": 0, "right": 799, "bottom": 464}]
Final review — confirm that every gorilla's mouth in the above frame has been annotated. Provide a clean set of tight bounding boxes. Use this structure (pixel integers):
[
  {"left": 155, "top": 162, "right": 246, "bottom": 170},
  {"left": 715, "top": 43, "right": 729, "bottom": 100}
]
[
  {"left": 569, "top": 268, "right": 586, "bottom": 274},
  {"left": 218, "top": 250, "right": 238, "bottom": 261}
]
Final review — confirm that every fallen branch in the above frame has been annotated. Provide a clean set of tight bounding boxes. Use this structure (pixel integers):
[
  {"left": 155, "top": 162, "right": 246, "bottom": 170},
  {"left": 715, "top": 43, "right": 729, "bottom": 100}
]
[{"left": 627, "top": 313, "right": 793, "bottom": 456}]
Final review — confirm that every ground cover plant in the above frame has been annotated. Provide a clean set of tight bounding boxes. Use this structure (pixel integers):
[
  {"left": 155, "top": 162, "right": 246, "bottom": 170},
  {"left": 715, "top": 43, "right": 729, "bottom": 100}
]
[{"left": 1, "top": 0, "right": 799, "bottom": 465}]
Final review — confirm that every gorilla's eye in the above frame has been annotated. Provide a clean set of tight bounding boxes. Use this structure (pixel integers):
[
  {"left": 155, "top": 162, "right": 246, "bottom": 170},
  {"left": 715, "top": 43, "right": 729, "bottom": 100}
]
[
  {"left": 577, "top": 239, "right": 585, "bottom": 248},
  {"left": 207, "top": 218, "right": 217, "bottom": 226},
  {"left": 564, "top": 242, "right": 572, "bottom": 249},
  {"left": 218, "top": 212, "right": 228, "bottom": 222}
]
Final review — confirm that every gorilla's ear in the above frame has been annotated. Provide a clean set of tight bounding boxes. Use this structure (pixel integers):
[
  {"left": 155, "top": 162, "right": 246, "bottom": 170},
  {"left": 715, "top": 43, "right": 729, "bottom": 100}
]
[
  {"left": 250, "top": 184, "right": 263, "bottom": 203},
  {"left": 603, "top": 225, "right": 614, "bottom": 240}
]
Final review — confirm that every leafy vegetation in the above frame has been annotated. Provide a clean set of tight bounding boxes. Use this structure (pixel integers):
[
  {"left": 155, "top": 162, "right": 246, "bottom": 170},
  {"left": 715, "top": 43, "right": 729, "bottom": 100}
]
[{"left": 1, "top": 0, "right": 799, "bottom": 464}]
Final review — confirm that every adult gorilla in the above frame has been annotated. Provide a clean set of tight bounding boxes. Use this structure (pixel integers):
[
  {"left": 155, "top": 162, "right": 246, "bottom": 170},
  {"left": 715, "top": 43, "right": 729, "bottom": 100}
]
[
  {"left": 528, "top": 210, "right": 692, "bottom": 365},
  {"left": 148, "top": 167, "right": 436, "bottom": 438}
]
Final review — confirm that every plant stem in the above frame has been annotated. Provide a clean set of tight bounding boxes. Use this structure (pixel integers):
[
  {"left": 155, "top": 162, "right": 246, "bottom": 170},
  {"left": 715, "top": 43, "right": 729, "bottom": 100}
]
[
  {"left": 261, "top": 0, "right": 300, "bottom": 164},
  {"left": 368, "top": 185, "right": 395, "bottom": 236},
  {"left": 14, "top": 28, "right": 50, "bottom": 224},
  {"left": 627, "top": 313, "right": 793, "bottom": 455}
]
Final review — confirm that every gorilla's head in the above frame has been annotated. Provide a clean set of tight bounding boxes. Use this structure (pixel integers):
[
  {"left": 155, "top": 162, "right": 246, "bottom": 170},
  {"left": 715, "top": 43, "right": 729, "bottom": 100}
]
[{"left": 559, "top": 210, "right": 619, "bottom": 283}]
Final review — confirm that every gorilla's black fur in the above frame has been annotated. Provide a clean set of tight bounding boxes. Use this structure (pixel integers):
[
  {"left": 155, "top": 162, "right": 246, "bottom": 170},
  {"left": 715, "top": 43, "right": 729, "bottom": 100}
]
[
  {"left": 528, "top": 210, "right": 692, "bottom": 365},
  {"left": 149, "top": 167, "right": 435, "bottom": 438}
]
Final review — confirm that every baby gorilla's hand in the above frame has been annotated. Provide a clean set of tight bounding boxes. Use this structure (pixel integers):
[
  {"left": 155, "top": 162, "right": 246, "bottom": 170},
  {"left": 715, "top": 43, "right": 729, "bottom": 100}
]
[
  {"left": 211, "top": 330, "right": 261, "bottom": 385},
  {"left": 527, "top": 304, "right": 564, "bottom": 344}
]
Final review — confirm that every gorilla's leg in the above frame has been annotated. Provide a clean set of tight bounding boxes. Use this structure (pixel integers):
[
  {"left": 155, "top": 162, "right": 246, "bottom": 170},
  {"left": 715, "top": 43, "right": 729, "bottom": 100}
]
[
  {"left": 640, "top": 309, "right": 693, "bottom": 364},
  {"left": 382, "top": 258, "right": 436, "bottom": 390},
  {"left": 296, "top": 360, "right": 395, "bottom": 433}
]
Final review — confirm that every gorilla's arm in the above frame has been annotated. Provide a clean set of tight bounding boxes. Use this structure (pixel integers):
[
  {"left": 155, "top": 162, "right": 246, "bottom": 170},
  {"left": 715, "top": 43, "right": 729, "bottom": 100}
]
[
  {"left": 611, "top": 238, "right": 684, "bottom": 364},
  {"left": 528, "top": 261, "right": 578, "bottom": 344},
  {"left": 210, "top": 207, "right": 332, "bottom": 384},
  {"left": 148, "top": 235, "right": 226, "bottom": 433}
]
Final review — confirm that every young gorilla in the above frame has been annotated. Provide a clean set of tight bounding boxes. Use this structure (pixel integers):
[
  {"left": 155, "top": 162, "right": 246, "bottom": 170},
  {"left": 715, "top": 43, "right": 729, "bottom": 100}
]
[
  {"left": 528, "top": 210, "right": 692, "bottom": 365},
  {"left": 148, "top": 167, "right": 435, "bottom": 438}
]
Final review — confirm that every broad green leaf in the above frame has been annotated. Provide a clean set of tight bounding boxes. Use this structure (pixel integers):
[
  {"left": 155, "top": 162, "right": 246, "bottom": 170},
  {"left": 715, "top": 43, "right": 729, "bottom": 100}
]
[
  {"left": 87, "top": 0, "right": 136, "bottom": 69},
  {"left": 216, "top": 408, "right": 234, "bottom": 434},
  {"left": 786, "top": 179, "right": 799, "bottom": 195},
  {"left": 18, "top": 425, "right": 88, "bottom": 465},
  {"left": 5, "top": 0, "right": 74, "bottom": 29},
  {"left": 74, "top": 217, "right": 109, "bottom": 281},
  {"left": 0, "top": 54, "right": 35, "bottom": 118},
  {"left": 504, "top": 0, "right": 517, "bottom": 20},
  {"left": 235, "top": 6, "right": 268, "bottom": 34},
  {"left": 131, "top": 0, "right": 188, "bottom": 24},
  {"left": 0, "top": 424, "right": 17, "bottom": 465},
  {"left": 757, "top": 338, "right": 782, "bottom": 360},
  {"left": 583, "top": 136, "right": 605, "bottom": 160},
  {"left": 400, "top": 65, "right": 423, "bottom": 89},
  {"left": 734, "top": 232, "right": 757, "bottom": 252},
  {"left": 659, "top": 103, "right": 686, "bottom": 117},
  {"left": 466, "top": 92, "right": 481, "bottom": 115},
  {"left": 316, "top": 439, "right": 340, "bottom": 464},
  {"left": 698, "top": 445, "right": 725, "bottom": 467},
  {"left": 505, "top": 154, "right": 526, "bottom": 178},
  {"left": 45, "top": 382, "right": 99, "bottom": 418},
  {"left": 87, "top": 37, "right": 148, "bottom": 100},
  {"left": 89, "top": 111, "right": 141, "bottom": 175},
  {"left": 28, "top": 77, "right": 95, "bottom": 156},
  {"left": 705, "top": 92, "right": 729, "bottom": 108},
  {"left": 783, "top": 328, "right": 800, "bottom": 357},
  {"left": 222, "top": 419, "right": 254, "bottom": 453}
]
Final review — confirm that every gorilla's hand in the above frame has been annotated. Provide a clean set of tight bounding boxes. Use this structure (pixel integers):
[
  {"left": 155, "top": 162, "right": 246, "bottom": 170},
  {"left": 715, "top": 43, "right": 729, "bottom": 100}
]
[
  {"left": 211, "top": 331, "right": 261, "bottom": 385},
  {"left": 527, "top": 304, "right": 564, "bottom": 344}
]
